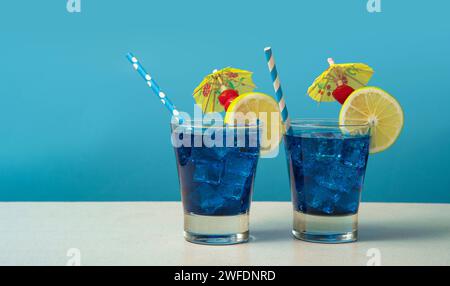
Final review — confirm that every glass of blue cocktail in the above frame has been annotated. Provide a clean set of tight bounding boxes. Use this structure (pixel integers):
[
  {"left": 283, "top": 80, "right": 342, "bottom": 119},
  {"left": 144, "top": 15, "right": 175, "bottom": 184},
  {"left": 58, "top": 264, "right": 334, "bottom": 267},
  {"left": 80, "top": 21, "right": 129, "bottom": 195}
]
[
  {"left": 284, "top": 119, "right": 371, "bottom": 243},
  {"left": 172, "top": 120, "right": 260, "bottom": 245}
]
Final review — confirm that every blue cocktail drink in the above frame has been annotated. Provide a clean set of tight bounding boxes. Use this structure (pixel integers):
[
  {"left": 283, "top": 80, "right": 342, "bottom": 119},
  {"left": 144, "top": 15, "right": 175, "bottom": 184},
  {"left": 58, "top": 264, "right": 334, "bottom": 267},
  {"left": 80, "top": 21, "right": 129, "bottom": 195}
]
[
  {"left": 172, "top": 121, "right": 260, "bottom": 245},
  {"left": 284, "top": 120, "right": 370, "bottom": 243}
]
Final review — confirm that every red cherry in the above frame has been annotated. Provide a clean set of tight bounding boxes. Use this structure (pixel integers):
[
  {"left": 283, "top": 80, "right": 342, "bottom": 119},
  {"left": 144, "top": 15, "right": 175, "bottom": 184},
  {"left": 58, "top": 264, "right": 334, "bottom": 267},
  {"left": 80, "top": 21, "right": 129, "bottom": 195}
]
[
  {"left": 218, "top": 89, "right": 239, "bottom": 111},
  {"left": 332, "top": 84, "right": 355, "bottom": 104}
]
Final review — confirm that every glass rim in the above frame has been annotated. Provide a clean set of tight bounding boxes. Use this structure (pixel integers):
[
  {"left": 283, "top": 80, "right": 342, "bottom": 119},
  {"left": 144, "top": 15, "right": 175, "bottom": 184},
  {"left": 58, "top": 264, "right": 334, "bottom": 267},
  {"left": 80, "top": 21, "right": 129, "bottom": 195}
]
[
  {"left": 171, "top": 119, "right": 261, "bottom": 130},
  {"left": 289, "top": 118, "right": 370, "bottom": 128}
]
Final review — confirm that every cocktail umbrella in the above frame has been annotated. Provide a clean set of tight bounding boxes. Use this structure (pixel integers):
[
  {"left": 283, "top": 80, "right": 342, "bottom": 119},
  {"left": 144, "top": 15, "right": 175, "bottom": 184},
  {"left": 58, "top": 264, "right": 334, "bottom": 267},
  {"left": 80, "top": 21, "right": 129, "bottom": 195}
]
[
  {"left": 193, "top": 67, "right": 256, "bottom": 113},
  {"left": 307, "top": 58, "right": 374, "bottom": 104}
]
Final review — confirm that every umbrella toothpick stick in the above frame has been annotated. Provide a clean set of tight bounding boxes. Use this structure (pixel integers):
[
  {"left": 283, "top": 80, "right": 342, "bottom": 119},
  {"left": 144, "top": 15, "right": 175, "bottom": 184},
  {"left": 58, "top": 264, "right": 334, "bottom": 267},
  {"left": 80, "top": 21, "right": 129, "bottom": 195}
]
[
  {"left": 328, "top": 58, "right": 344, "bottom": 86},
  {"left": 213, "top": 70, "right": 228, "bottom": 92},
  {"left": 194, "top": 67, "right": 255, "bottom": 113}
]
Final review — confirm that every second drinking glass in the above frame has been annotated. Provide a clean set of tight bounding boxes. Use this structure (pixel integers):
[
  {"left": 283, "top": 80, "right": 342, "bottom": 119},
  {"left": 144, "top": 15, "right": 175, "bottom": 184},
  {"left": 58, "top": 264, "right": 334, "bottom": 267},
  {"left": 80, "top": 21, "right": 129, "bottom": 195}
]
[{"left": 284, "top": 119, "right": 371, "bottom": 243}]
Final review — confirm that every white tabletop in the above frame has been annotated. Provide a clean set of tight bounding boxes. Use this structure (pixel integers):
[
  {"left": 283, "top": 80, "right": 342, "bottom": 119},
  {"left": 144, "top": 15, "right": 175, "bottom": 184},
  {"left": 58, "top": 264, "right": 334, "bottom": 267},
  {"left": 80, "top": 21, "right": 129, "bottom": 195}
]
[{"left": 0, "top": 202, "right": 449, "bottom": 266}]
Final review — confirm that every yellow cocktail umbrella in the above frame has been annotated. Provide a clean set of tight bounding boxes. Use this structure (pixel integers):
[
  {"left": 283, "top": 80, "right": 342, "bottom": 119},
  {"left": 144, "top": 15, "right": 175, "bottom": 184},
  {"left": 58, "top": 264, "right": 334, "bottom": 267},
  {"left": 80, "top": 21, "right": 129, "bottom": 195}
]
[
  {"left": 193, "top": 67, "right": 256, "bottom": 113},
  {"left": 307, "top": 58, "right": 374, "bottom": 104}
]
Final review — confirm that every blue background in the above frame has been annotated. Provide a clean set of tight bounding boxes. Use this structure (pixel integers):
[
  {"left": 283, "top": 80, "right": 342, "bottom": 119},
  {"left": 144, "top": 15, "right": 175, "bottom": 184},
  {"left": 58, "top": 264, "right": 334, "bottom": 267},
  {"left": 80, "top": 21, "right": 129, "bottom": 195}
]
[{"left": 1, "top": 0, "right": 449, "bottom": 202}]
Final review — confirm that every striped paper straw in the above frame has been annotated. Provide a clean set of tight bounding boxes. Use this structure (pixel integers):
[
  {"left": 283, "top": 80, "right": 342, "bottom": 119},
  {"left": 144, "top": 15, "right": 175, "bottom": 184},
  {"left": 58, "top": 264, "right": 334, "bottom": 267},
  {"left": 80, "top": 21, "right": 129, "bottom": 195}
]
[
  {"left": 126, "top": 52, "right": 184, "bottom": 124},
  {"left": 264, "top": 47, "right": 291, "bottom": 131}
]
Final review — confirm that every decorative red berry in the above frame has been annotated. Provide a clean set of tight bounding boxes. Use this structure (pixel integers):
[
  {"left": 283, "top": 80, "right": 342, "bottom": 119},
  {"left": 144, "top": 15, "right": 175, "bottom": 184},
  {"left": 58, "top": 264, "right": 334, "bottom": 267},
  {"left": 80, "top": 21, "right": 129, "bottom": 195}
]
[
  {"left": 218, "top": 89, "right": 239, "bottom": 111},
  {"left": 332, "top": 84, "right": 355, "bottom": 104}
]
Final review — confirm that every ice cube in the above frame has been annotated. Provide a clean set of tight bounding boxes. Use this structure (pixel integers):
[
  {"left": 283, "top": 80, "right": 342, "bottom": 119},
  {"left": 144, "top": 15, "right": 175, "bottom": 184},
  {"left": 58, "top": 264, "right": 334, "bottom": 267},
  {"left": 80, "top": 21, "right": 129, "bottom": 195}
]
[
  {"left": 314, "top": 164, "right": 342, "bottom": 191},
  {"left": 238, "top": 146, "right": 259, "bottom": 158},
  {"left": 211, "top": 147, "right": 229, "bottom": 160},
  {"left": 286, "top": 136, "right": 302, "bottom": 165},
  {"left": 222, "top": 151, "right": 256, "bottom": 189},
  {"left": 220, "top": 183, "right": 245, "bottom": 201},
  {"left": 193, "top": 182, "right": 249, "bottom": 216},
  {"left": 176, "top": 146, "right": 192, "bottom": 166},
  {"left": 335, "top": 189, "right": 361, "bottom": 215},
  {"left": 316, "top": 135, "right": 343, "bottom": 161},
  {"left": 221, "top": 172, "right": 250, "bottom": 188},
  {"left": 341, "top": 137, "right": 369, "bottom": 168},
  {"left": 305, "top": 182, "right": 341, "bottom": 215},
  {"left": 300, "top": 136, "right": 317, "bottom": 159},
  {"left": 218, "top": 182, "right": 251, "bottom": 215},
  {"left": 293, "top": 186, "right": 306, "bottom": 212},
  {"left": 313, "top": 159, "right": 362, "bottom": 193},
  {"left": 193, "top": 161, "right": 223, "bottom": 185},
  {"left": 191, "top": 146, "right": 228, "bottom": 162},
  {"left": 195, "top": 183, "right": 225, "bottom": 214},
  {"left": 224, "top": 152, "right": 256, "bottom": 178},
  {"left": 298, "top": 137, "right": 323, "bottom": 173}
]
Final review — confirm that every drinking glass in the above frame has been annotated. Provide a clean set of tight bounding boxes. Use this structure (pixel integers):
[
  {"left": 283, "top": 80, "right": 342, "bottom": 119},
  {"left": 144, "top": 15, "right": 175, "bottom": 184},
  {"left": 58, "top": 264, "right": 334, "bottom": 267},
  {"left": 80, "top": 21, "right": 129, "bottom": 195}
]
[
  {"left": 172, "top": 120, "right": 260, "bottom": 245},
  {"left": 284, "top": 119, "right": 371, "bottom": 243}
]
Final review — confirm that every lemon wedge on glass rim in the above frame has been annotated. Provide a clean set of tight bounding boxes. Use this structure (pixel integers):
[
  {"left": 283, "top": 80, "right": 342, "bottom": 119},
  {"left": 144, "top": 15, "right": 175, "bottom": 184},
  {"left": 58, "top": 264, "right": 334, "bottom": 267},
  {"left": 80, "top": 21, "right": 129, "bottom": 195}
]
[
  {"left": 224, "top": 92, "right": 283, "bottom": 157},
  {"left": 339, "top": 87, "right": 404, "bottom": 154}
]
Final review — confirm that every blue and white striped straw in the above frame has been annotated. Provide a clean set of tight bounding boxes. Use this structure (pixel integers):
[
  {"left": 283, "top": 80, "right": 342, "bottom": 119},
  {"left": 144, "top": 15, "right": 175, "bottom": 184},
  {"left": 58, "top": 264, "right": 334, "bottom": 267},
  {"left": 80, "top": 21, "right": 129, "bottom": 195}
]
[
  {"left": 264, "top": 47, "right": 291, "bottom": 131},
  {"left": 126, "top": 52, "right": 184, "bottom": 124}
]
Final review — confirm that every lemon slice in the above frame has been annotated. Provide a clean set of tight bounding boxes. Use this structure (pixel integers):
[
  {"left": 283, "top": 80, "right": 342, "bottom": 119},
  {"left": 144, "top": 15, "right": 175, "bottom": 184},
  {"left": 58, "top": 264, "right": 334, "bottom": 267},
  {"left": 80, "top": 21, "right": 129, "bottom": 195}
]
[
  {"left": 339, "top": 87, "right": 404, "bottom": 154},
  {"left": 224, "top": 92, "right": 283, "bottom": 157}
]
